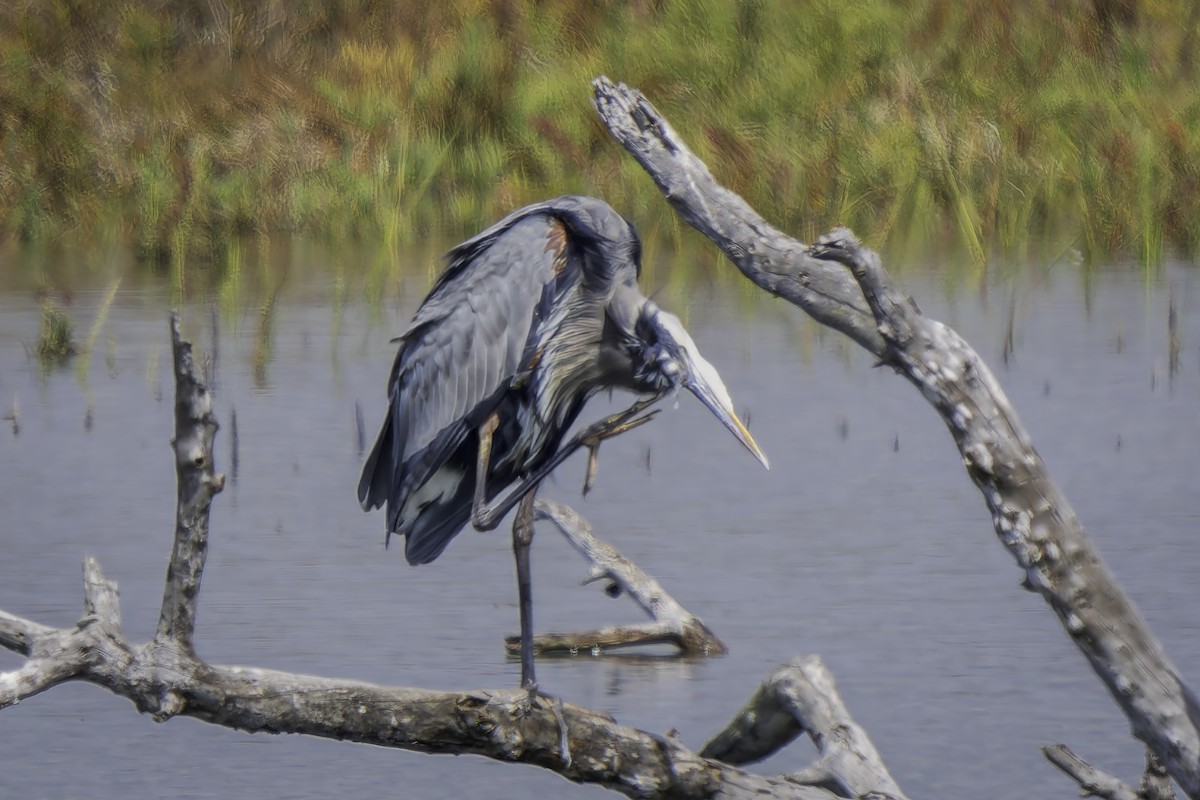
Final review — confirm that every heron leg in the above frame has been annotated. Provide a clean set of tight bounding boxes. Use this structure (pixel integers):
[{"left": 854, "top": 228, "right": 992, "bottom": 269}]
[
  {"left": 513, "top": 488, "right": 538, "bottom": 691},
  {"left": 471, "top": 412, "right": 502, "bottom": 531},
  {"left": 471, "top": 393, "right": 664, "bottom": 531}
]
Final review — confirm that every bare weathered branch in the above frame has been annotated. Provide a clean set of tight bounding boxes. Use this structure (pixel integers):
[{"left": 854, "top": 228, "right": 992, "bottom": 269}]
[
  {"left": 1044, "top": 744, "right": 1139, "bottom": 800},
  {"left": 0, "top": 563, "right": 125, "bottom": 711},
  {"left": 0, "top": 588, "right": 848, "bottom": 800},
  {"left": 158, "top": 313, "right": 224, "bottom": 649},
  {"left": 504, "top": 498, "right": 725, "bottom": 656},
  {"left": 0, "top": 611, "right": 52, "bottom": 656},
  {"left": 703, "top": 657, "right": 908, "bottom": 800},
  {"left": 590, "top": 78, "right": 882, "bottom": 357},
  {"left": 83, "top": 556, "right": 121, "bottom": 623},
  {"left": 1046, "top": 744, "right": 1177, "bottom": 800},
  {"left": 811, "top": 231, "right": 1200, "bottom": 797},
  {"left": 0, "top": 655, "right": 77, "bottom": 709},
  {"left": 592, "top": 75, "right": 1200, "bottom": 797}
]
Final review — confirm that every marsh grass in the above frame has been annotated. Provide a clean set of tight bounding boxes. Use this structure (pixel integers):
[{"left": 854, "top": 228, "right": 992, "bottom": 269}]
[
  {"left": 2, "top": 1, "right": 1198, "bottom": 268},
  {"left": 36, "top": 300, "right": 76, "bottom": 366}
]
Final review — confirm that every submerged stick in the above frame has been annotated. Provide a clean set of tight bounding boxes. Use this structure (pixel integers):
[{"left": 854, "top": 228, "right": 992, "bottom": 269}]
[{"left": 501, "top": 498, "right": 726, "bottom": 657}]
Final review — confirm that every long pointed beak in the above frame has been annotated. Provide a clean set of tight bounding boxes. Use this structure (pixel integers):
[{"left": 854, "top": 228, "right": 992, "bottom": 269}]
[{"left": 683, "top": 354, "right": 770, "bottom": 470}]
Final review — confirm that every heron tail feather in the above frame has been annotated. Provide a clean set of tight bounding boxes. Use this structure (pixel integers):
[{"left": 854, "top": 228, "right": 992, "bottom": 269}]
[{"left": 358, "top": 411, "right": 393, "bottom": 513}]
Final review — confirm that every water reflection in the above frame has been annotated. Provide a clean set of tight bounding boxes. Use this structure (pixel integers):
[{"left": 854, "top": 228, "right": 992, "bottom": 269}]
[{"left": 0, "top": 241, "right": 1197, "bottom": 800}]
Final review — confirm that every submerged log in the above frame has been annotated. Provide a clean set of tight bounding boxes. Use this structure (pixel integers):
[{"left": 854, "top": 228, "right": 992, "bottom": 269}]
[{"left": 503, "top": 498, "right": 726, "bottom": 657}]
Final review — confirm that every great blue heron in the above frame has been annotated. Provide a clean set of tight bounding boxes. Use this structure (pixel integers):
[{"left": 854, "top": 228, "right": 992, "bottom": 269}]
[{"left": 359, "top": 196, "right": 768, "bottom": 689}]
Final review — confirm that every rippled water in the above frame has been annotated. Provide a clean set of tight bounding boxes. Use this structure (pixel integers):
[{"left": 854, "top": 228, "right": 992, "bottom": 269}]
[{"left": 1, "top": 244, "right": 1197, "bottom": 799}]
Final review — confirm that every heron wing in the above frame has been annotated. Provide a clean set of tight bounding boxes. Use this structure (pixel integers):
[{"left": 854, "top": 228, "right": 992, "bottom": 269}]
[{"left": 358, "top": 212, "right": 573, "bottom": 528}]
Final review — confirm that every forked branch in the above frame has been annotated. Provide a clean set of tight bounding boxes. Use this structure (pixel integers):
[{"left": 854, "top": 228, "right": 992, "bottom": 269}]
[
  {"left": 592, "top": 75, "right": 1200, "bottom": 798},
  {"left": 702, "top": 656, "right": 909, "bottom": 800},
  {"left": 501, "top": 498, "right": 726, "bottom": 657}
]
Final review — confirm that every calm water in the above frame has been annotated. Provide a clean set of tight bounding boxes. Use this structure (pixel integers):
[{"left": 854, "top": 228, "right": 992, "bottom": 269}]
[{"left": 1, "top": 243, "right": 1198, "bottom": 799}]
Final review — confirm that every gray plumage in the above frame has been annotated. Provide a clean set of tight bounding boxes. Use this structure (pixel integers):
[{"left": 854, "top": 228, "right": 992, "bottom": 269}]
[{"left": 359, "top": 196, "right": 766, "bottom": 565}]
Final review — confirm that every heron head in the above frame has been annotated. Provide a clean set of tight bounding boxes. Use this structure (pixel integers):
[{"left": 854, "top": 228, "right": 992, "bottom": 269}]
[{"left": 634, "top": 304, "right": 769, "bottom": 469}]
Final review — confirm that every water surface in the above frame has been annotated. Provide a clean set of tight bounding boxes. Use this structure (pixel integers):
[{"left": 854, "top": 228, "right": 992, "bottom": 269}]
[{"left": 1, "top": 244, "right": 1197, "bottom": 799}]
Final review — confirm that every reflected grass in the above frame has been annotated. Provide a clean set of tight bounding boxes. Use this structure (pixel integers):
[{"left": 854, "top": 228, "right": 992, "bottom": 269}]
[
  {"left": 7, "top": 227, "right": 1189, "bottom": 395},
  {"left": 74, "top": 278, "right": 121, "bottom": 386}
]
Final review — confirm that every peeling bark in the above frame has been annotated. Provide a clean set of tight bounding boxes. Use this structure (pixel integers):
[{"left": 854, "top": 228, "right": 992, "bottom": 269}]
[{"left": 159, "top": 315, "right": 224, "bottom": 650}]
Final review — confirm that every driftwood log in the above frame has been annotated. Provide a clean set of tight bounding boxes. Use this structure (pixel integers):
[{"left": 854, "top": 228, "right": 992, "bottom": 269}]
[{"left": 589, "top": 76, "right": 1200, "bottom": 798}]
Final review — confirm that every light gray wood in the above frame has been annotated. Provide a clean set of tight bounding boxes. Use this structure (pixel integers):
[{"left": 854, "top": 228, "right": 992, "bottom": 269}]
[
  {"left": 591, "top": 75, "right": 1200, "bottom": 798},
  {"left": 158, "top": 314, "right": 224, "bottom": 650},
  {"left": 703, "top": 656, "right": 908, "bottom": 800},
  {"left": 1044, "top": 745, "right": 1178, "bottom": 800},
  {"left": 1043, "top": 744, "right": 1140, "bottom": 800}
]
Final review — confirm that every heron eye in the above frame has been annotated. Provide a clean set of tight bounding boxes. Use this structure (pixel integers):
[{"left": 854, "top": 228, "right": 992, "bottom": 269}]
[{"left": 661, "top": 359, "right": 680, "bottom": 378}]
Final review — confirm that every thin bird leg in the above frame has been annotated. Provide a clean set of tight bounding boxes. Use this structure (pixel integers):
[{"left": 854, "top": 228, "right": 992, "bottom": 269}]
[
  {"left": 470, "top": 393, "right": 664, "bottom": 531},
  {"left": 514, "top": 488, "right": 574, "bottom": 760},
  {"left": 583, "top": 446, "right": 601, "bottom": 497},
  {"left": 471, "top": 412, "right": 501, "bottom": 530},
  {"left": 512, "top": 488, "right": 538, "bottom": 691}
]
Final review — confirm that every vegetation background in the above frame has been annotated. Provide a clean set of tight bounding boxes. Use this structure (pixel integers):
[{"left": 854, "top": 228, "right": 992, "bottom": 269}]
[{"left": 1, "top": 0, "right": 1197, "bottom": 268}]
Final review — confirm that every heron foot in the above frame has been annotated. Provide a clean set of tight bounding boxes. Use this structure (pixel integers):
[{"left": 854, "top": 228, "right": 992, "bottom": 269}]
[
  {"left": 581, "top": 415, "right": 656, "bottom": 495},
  {"left": 522, "top": 687, "right": 571, "bottom": 768},
  {"left": 578, "top": 395, "right": 662, "bottom": 447},
  {"left": 579, "top": 396, "right": 661, "bottom": 496}
]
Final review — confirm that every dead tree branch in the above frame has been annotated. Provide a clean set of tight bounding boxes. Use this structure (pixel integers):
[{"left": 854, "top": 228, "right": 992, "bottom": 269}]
[
  {"left": 1043, "top": 744, "right": 1140, "bottom": 800},
  {"left": 591, "top": 75, "right": 1200, "bottom": 798},
  {"left": 157, "top": 315, "right": 224, "bottom": 650},
  {"left": 502, "top": 498, "right": 726, "bottom": 657},
  {"left": 1045, "top": 745, "right": 1179, "bottom": 800},
  {"left": 0, "top": 314, "right": 898, "bottom": 800},
  {"left": 702, "top": 656, "right": 909, "bottom": 800}
]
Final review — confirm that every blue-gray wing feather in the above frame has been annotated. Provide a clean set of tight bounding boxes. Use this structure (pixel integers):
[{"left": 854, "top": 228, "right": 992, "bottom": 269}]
[
  {"left": 359, "top": 195, "right": 641, "bottom": 565},
  {"left": 358, "top": 213, "right": 567, "bottom": 526}
]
